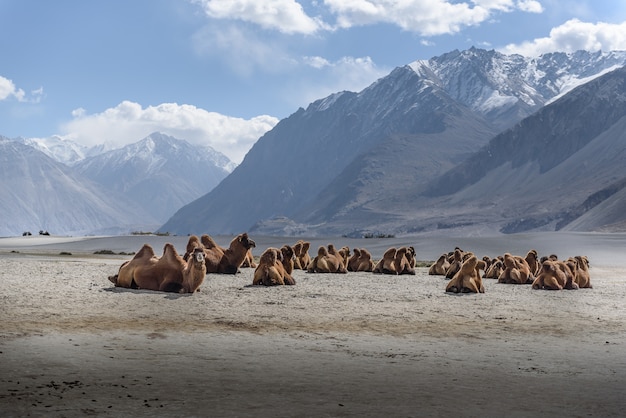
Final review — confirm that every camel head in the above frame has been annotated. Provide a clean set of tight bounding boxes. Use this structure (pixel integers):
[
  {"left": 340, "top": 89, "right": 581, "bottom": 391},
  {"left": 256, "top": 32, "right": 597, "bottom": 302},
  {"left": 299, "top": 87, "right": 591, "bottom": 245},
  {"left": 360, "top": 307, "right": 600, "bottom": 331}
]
[
  {"left": 238, "top": 233, "right": 256, "bottom": 249},
  {"left": 191, "top": 247, "right": 205, "bottom": 265}
]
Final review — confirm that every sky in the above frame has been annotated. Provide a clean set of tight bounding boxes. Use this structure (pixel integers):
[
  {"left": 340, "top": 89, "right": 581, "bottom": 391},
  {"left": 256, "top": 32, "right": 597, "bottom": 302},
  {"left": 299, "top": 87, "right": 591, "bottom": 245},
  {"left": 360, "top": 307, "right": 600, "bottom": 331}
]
[{"left": 2, "top": 1, "right": 626, "bottom": 163}]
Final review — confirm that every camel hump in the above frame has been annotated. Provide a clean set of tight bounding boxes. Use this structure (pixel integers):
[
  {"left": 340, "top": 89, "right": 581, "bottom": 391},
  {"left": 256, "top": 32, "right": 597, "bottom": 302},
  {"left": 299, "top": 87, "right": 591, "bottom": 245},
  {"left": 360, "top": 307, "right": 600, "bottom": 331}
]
[
  {"left": 161, "top": 243, "right": 184, "bottom": 266},
  {"left": 135, "top": 244, "right": 156, "bottom": 259}
]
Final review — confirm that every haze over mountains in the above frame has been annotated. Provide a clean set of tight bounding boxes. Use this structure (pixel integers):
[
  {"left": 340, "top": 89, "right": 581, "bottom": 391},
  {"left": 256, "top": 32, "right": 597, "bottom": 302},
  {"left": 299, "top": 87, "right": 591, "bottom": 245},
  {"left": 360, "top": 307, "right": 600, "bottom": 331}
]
[
  {"left": 4, "top": 48, "right": 626, "bottom": 237},
  {"left": 1, "top": 133, "right": 233, "bottom": 236}
]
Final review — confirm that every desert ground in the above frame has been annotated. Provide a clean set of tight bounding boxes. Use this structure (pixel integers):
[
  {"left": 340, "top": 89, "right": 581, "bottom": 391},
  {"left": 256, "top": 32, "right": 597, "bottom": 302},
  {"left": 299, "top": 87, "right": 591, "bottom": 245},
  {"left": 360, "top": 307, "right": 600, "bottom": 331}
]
[{"left": 1, "top": 232, "right": 625, "bottom": 417}]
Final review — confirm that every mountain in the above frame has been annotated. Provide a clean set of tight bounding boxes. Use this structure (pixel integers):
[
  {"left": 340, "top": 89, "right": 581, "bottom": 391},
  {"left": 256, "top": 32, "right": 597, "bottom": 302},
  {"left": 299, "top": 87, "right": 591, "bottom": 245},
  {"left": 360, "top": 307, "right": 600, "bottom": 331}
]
[
  {"left": 0, "top": 136, "right": 158, "bottom": 236},
  {"left": 16, "top": 135, "right": 92, "bottom": 165},
  {"left": 160, "top": 48, "right": 626, "bottom": 236},
  {"left": 413, "top": 65, "right": 626, "bottom": 234},
  {"left": 74, "top": 132, "right": 234, "bottom": 222}
]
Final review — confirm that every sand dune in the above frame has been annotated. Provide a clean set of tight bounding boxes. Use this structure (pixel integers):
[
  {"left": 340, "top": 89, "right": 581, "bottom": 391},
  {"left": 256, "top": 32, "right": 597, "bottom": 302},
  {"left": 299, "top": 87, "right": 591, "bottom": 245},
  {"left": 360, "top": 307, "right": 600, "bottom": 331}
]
[{"left": 1, "top": 233, "right": 625, "bottom": 417}]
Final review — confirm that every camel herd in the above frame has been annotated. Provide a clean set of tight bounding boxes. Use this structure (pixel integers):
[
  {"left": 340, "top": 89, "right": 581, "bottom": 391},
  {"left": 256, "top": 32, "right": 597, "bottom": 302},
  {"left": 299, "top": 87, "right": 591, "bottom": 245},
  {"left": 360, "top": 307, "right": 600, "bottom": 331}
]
[
  {"left": 428, "top": 247, "right": 592, "bottom": 293},
  {"left": 108, "top": 233, "right": 592, "bottom": 294}
]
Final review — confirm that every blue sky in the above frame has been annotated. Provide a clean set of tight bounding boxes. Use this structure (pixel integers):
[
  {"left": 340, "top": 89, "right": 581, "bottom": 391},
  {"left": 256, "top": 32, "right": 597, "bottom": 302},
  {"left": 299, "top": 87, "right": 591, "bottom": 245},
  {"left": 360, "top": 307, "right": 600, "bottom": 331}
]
[{"left": 2, "top": 0, "right": 626, "bottom": 163}]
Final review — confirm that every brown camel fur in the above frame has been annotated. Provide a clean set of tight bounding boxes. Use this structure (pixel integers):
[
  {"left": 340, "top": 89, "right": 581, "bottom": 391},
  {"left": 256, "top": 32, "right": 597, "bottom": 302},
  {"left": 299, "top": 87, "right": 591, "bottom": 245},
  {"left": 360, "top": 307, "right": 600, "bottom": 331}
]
[
  {"left": 253, "top": 247, "right": 295, "bottom": 286},
  {"left": 498, "top": 253, "right": 533, "bottom": 284},
  {"left": 108, "top": 243, "right": 206, "bottom": 293},
  {"left": 373, "top": 247, "right": 398, "bottom": 274},
  {"left": 308, "top": 245, "right": 347, "bottom": 273},
  {"left": 200, "top": 233, "right": 256, "bottom": 274},
  {"left": 280, "top": 245, "right": 295, "bottom": 275},
  {"left": 183, "top": 235, "right": 202, "bottom": 262},
  {"left": 293, "top": 240, "right": 311, "bottom": 270},
  {"left": 406, "top": 246, "right": 417, "bottom": 269},
  {"left": 525, "top": 249, "right": 541, "bottom": 276},
  {"left": 572, "top": 255, "right": 592, "bottom": 288},
  {"left": 445, "top": 249, "right": 464, "bottom": 279},
  {"left": 445, "top": 256, "right": 485, "bottom": 294},
  {"left": 428, "top": 254, "right": 451, "bottom": 276},
  {"left": 348, "top": 248, "right": 375, "bottom": 272},
  {"left": 483, "top": 258, "right": 504, "bottom": 279},
  {"left": 240, "top": 249, "right": 257, "bottom": 268},
  {"left": 532, "top": 259, "right": 578, "bottom": 290},
  {"left": 198, "top": 234, "right": 225, "bottom": 272},
  {"left": 394, "top": 247, "right": 416, "bottom": 275}
]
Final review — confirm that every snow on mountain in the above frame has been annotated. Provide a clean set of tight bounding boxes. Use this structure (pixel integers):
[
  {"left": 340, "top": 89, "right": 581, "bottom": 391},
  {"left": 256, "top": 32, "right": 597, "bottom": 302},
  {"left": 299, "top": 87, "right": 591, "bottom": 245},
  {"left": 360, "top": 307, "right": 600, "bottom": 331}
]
[
  {"left": 74, "top": 132, "right": 234, "bottom": 222},
  {"left": 0, "top": 136, "right": 158, "bottom": 236},
  {"left": 411, "top": 48, "right": 626, "bottom": 129},
  {"left": 161, "top": 48, "right": 626, "bottom": 237}
]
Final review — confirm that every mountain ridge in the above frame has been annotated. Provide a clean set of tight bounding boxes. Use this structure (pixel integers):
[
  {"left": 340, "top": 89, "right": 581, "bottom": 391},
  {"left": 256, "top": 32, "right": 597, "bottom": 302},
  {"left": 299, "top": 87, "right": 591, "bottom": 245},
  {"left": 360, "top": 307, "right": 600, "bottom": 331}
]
[{"left": 161, "top": 48, "right": 626, "bottom": 237}]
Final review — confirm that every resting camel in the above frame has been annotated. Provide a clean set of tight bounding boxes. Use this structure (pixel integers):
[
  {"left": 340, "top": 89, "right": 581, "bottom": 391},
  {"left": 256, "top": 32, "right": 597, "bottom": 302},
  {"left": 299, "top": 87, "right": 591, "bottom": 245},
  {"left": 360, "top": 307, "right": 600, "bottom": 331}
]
[
  {"left": 372, "top": 247, "right": 414, "bottom": 275},
  {"left": 394, "top": 247, "right": 416, "bottom": 275},
  {"left": 200, "top": 233, "right": 256, "bottom": 274},
  {"left": 373, "top": 247, "right": 398, "bottom": 274},
  {"left": 108, "top": 243, "right": 206, "bottom": 293},
  {"left": 307, "top": 245, "right": 347, "bottom": 273},
  {"left": 445, "top": 249, "right": 464, "bottom": 279},
  {"left": 280, "top": 245, "right": 296, "bottom": 275},
  {"left": 532, "top": 259, "right": 578, "bottom": 290},
  {"left": 406, "top": 246, "right": 417, "bottom": 269},
  {"left": 483, "top": 258, "right": 504, "bottom": 279},
  {"left": 338, "top": 246, "right": 351, "bottom": 267},
  {"left": 572, "top": 255, "right": 592, "bottom": 288},
  {"left": 497, "top": 253, "right": 533, "bottom": 284},
  {"left": 347, "top": 248, "right": 375, "bottom": 272},
  {"left": 445, "top": 255, "right": 485, "bottom": 294},
  {"left": 293, "top": 240, "right": 312, "bottom": 270},
  {"left": 525, "top": 249, "right": 541, "bottom": 276},
  {"left": 429, "top": 253, "right": 451, "bottom": 276},
  {"left": 253, "top": 247, "right": 295, "bottom": 286}
]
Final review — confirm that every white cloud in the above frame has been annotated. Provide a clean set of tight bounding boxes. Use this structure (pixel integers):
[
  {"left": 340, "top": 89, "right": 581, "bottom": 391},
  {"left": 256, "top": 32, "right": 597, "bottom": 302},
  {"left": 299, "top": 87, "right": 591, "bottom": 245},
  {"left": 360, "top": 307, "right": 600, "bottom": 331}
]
[
  {"left": 60, "top": 101, "right": 279, "bottom": 164},
  {"left": 516, "top": 0, "right": 543, "bottom": 13},
  {"left": 0, "top": 75, "right": 26, "bottom": 102},
  {"left": 192, "top": 0, "right": 325, "bottom": 34},
  {"left": 500, "top": 19, "right": 626, "bottom": 56},
  {"left": 322, "top": 0, "right": 542, "bottom": 35},
  {"left": 303, "top": 55, "right": 331, "bottom": 68}
]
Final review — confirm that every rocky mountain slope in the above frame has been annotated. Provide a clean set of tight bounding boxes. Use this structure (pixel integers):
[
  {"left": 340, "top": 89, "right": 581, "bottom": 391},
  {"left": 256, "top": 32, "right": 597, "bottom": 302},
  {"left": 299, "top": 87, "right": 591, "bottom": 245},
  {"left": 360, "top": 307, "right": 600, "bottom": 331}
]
[{"left": 161, "top": 48, "right": 626, "bottom": 236}]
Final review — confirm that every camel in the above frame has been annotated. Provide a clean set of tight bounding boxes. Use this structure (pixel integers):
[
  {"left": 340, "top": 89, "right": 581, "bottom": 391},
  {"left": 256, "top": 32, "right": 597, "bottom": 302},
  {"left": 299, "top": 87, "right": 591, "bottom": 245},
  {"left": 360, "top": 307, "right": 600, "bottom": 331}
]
[
  {"left": 445, "top": 255, "right": 485, "bottom": 294},
  {"left": 372, "top": 247, "right": 414, "bottom": 275},
  {"left": 532, "top": 259, "right": 578, "bottom": 290},
  {"left": 347, "top": 248, "right": 375, "bottom": 272},
  {"left": 483, "top": 258, "right": 504, "bottom": 279},
  {"left": 307, "top": 245, "right": 347, "bottom": 273},
  {"left": 108, "top": 243, "right": 206, "bottom": 293},
  {"left": 253, "top": 247, "right": 295, "bottom": 286},
  {"left": 572, "top": 255, "right": 592, "bottom": 288},
  {"left": 292, "top": 240, "right": 311, "bottom": 270},
  {"left": 525, "top": 249, "right": 541, "bottom": 276},
  {"left": 280, "top": 245, "right": 296, "bottom": 275},
  {"left": 394, "top": 247, "right": 416, "bottom": 275},
  {"left": 429, "top": 253, "right": 451, "bottom": 275},
  {"left": 373, "top": 247, "right": 398, "bottom": 274},
  {"left": 200, "top": 233, "right": 256, "bottom": 274},
  {"left": 497, "top": 253, "right": 533, "bottom": 284},
  {"left": 445, "top": 249, "right": 464, "bottom": 279},
  {"left": 406, "top": 246, "right": 417, "bottom": 269}
]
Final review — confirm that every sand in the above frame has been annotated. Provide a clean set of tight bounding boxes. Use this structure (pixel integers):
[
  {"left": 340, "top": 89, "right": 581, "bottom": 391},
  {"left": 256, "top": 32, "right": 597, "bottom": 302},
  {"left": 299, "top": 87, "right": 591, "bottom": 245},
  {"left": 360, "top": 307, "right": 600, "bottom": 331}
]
[{"left": 1, "top": 233, "right": 625, "bottom": 417}]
